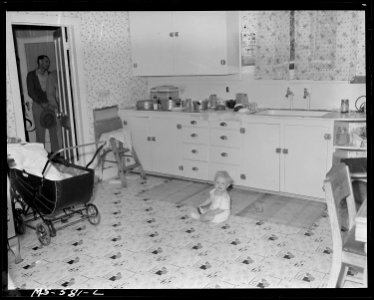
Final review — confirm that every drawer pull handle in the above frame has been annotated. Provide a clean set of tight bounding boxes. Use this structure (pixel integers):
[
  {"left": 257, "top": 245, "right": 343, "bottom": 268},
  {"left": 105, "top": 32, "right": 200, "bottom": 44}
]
[
  {"left": 221, "top": 152, "right": 228, "bottom": 157},
  {"left": 191, "top": 149, "right": 198, "bottom": 154},
  {"left": 324, "top": 133, "right": 331, "bottom": 140},
  {"left": 240, "top": 174, "right": 246, "bottom": 180},
  {"left": 282, "top": 148, "right": 288, "bottom": 154},
  {"left": 220, "top": 135, "right": 227, "bottom": 140},
  {"left": 191, "top": 120, "right": 197, "bottom": 125},
  {"left": 192, "top": 167, "right": 199, "bottom": 171},
  {"left": 191, "top": 133, "right": 197, "bottom": 138},
  {"left": 220, "top": 122, "right": 227, "bottom": 127}
]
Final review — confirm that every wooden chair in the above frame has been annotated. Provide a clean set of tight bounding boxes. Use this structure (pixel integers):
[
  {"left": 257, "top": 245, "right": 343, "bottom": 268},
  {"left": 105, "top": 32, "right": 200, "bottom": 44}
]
[
  {"left": 323, "top": 162, "right": 366, "bottom": 288},
  {"left": 93, "top": 105, "right": 146, "bottom": 187}
]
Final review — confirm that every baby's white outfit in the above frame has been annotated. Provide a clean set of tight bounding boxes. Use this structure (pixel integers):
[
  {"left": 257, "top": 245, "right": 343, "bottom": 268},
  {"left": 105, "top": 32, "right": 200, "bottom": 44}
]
[{"left": 207, "top": 188, "right": 231, "bottom": 223}]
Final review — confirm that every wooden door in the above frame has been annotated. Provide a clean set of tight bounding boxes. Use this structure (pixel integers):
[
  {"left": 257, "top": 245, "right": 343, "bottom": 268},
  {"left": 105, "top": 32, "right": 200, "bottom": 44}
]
[
  {"left": 172, "top": 11, "right": 228, "bottom": 75},
  {"left": 151, "top": 116, "right": 183, "bottom": 175},
  {"left": 129, "top": 11, "right": 174, "bottom": 76},
  {"left": 126, "top": 115, "right": 154, "bottom": 172},
  {"left": 282, "top": 124, "right": 330, "bottom": 198},
  {"left": 239, "top": 123, "right": 281, "bottom": 191}
]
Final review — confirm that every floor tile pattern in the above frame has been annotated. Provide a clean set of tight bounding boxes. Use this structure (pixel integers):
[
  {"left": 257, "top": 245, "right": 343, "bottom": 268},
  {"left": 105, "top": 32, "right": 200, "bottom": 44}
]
[{"left": 7, "top": 175, "right": 363, "bottom": 289}]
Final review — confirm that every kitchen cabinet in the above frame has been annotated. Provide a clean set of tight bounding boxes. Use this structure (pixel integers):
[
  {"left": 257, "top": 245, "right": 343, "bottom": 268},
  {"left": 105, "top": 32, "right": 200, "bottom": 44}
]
[
  {"left": 121, "top": 110, "right": 336, "bottom": 200},
  {"left": 123, "top": 113, "right": 183, "bottom": 176},
  {"left": 240, "top": 119, "right": 332, "bottom": 198},
  {"left": 282, "top": 123, "right": 332, "bottom": 198},
  {"left": 180, "top": 115, "right": 210, "bottom": 180},
  {"left": 208, "top": 119, "right": 242, "bottom": 184},
  {"left": 239, "top": 122, "right": 281, "bottom": 191},
  {"left": 332, "top": 118, "right": 367, "bottom": 163},
  {"left": 129, "top": 11, "right": 240, "bottom": 76}
]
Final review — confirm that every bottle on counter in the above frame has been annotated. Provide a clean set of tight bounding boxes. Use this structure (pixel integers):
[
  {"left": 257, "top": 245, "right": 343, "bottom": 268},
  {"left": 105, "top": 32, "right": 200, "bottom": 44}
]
[{"left": 340, "top": 99, "right": 349, "bottom": 113}]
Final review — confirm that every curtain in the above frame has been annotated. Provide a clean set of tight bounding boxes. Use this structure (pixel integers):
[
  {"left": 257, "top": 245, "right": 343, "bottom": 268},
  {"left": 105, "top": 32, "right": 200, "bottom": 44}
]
[
  {"left": 254, "top": 11, "right": 290, "bottom": 80},
  {"left": 294, "top": 11, "right": 365, "bottom": 81}
]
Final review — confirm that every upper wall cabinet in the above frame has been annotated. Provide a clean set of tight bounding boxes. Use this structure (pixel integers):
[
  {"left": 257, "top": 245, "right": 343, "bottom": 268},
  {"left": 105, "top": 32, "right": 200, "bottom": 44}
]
[{"left": 129, "top": 11, "right": 240, "bottom": 76}]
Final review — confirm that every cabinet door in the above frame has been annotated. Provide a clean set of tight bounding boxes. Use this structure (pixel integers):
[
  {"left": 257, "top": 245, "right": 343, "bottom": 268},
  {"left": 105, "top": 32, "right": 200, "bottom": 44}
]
[
  {"left": 240, "top": 123, "right": 281, "bottom": 191},
  {"left": 129, "top": 12, "right": 174, "bottom": 76},
  {"left": 172, "top": 11, "right": 228, "bottom": 75},
  {"left": 151, "top": 117, "right": 183, "bottom": 175},
  {"left": 283, "top": 124, "right": 330, "bottom": 198},
  {"left": 125, "top": 115, "right": 154, "bottom": 171}
]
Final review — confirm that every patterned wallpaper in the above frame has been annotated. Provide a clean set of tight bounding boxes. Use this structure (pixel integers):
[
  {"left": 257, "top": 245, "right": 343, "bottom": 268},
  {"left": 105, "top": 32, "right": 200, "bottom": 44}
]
[
  {"left": 253, "top": 11, "right": 291, "bottom": 80},
  {"left": 240, "top": 10, "right": 366, "bottom": 81},
  {"left": 294, "top": 10, "right": 365, "bottom": 81},
  {"left": 6, "top": 11, "right": 148, "bottom": 141}
]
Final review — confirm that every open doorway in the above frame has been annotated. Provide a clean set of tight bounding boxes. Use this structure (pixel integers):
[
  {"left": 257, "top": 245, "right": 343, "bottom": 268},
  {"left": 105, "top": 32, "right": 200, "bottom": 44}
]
[{"left": 12, "top": 24, "right": 78, "bottom": 162}]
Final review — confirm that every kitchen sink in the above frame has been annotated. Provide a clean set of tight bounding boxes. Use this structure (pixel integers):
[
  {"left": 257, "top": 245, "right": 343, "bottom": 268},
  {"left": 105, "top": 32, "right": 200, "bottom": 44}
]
[{"left": 256, "top": 109, "right": 330, "bottom": 117}]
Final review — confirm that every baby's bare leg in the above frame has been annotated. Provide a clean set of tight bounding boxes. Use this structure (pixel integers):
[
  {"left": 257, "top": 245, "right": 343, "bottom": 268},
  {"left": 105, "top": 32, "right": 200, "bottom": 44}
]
[{"left": 200, "top": 210, "right": 215, "bottom": 222}]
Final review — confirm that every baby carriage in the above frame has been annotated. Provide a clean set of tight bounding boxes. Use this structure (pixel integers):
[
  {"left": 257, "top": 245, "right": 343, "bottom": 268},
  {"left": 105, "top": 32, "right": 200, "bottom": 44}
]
[{"left": 8, "top": 142, "right": 105, "bottom": 246}]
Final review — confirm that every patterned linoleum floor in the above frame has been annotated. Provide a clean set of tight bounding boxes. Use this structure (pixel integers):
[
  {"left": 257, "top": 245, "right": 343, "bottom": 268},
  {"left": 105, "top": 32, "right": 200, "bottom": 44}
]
[{"left": 7, "top": 175, "right": 364, "bottom": 289}]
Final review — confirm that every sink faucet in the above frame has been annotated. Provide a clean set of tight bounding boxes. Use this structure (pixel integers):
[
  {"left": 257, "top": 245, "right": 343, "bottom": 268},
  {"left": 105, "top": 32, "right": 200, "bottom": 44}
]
[
  {"left": 303, "top": 88, "right": 311, "bottom": 110},
  {"left": 285, "top": 87, "right": 294, "bottom": 109}
]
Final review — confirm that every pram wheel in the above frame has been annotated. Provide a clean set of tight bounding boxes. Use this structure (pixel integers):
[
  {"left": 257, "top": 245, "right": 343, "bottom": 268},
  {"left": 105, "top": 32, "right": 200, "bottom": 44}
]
[
  {"left": 86, "top": 204, "right": 100, "bottom": 225},
  {"left": 14, "top": 209, "right": 26, "bottom": 235},
  {"left": 36, "top": 223, "right": 51, "bottom": 246}
]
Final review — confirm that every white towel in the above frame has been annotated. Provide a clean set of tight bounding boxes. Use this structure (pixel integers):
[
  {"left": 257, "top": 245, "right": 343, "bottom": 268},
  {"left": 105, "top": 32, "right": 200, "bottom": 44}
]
[
  {"left": 99, "top": 128, "right": 133, "bottom": 151},
  {"left": 7, "top": 143, "right": 72, "bottom": 180}
]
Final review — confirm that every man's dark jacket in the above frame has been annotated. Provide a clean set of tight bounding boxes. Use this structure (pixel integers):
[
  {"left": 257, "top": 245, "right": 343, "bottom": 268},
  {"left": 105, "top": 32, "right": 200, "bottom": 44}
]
[{"left": 26, "top": 70, "right": 49, "bottom": 105}]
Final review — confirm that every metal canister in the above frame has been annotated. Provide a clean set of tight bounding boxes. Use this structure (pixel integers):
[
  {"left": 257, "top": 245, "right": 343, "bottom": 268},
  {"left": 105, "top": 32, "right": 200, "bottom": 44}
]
[{"left": 340, "top": 99, "right": 349, "bottom": 113}]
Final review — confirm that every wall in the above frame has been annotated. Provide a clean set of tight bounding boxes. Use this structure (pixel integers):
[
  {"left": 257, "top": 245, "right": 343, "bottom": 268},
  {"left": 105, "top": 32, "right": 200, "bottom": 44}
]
[
  {"left": 147, "top": 74, "right": 366, "bottom": 111},
  {"left": 147, "top": 10, "right": 366, "bottom": 111},
  {"left": 6, "top": 11, "right": 149, "bottom": 141}
]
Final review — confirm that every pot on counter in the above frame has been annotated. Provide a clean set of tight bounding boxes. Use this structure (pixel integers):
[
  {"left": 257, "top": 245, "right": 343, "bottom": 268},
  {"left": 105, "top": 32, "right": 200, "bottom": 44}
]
[
  {"left": 136, "top": 100, "right": 154, "bottom": 110},
  {"left": 160, "top": 98, "right": 175, "bottom": 111}
]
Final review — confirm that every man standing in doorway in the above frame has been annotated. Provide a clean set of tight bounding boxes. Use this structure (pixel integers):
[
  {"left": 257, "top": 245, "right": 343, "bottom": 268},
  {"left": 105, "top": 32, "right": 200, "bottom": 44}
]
[{"left": 26, "top": 55, "right": 60, "bottom": 152}]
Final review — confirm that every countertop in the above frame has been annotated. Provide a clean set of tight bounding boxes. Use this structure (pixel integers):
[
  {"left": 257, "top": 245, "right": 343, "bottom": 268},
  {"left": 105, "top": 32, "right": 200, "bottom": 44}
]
[{"left": 121, "top": 107, "right": 366, "bottom": 121}]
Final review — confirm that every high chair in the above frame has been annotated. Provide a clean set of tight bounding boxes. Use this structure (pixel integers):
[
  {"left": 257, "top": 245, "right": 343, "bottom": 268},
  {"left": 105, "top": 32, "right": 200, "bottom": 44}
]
[
  {"left": 323, "top": 162, "right": 367, "bottom": 288},
  {"left": 93, "top": 105, "right": 146, "bottom": 187}
]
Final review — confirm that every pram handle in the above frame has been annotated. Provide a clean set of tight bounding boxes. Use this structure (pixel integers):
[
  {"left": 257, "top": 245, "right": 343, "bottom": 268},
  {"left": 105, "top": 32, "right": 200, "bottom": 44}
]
[{"left": 41, "top": 141, "right": 106, "bottom": 178}]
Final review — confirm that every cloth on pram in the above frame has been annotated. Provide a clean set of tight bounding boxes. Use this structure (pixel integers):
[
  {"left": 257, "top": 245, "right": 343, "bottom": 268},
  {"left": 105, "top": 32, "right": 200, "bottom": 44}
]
[{"left": 7, "top": 143, "right": 73, "bottom": 180}]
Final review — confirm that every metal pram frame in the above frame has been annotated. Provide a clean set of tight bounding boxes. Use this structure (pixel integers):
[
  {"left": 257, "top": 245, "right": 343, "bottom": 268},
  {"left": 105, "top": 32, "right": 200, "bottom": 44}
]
[{"left": 8, "top": 142, "right": 105, "bottom": 246}]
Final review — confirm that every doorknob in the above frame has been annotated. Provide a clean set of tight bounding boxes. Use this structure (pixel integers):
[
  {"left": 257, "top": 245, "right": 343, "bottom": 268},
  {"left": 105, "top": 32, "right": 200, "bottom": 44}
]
[
  {"left": 169, "top": 32, "right": 174, "bottom": 37},
  {"left": 174, "top": 32, "right": 179, "bottom": 37},
  {"left": 220, "top": 135, "right": 227, "bottom": 140},
  {"left": 151, "top": 137, "right": 156, "bottom": 141},
  {"left": 282, "top": 148, "right": 288, "bottom": 154},
  {"left": 191, "top": 133, "right": 197, "bottom": 138},
  {"left": 147, "top": 137, "right": 151, "bottom": 141},
  {"left": 275, "top": 148, "right": 281, "bottom": 153}
]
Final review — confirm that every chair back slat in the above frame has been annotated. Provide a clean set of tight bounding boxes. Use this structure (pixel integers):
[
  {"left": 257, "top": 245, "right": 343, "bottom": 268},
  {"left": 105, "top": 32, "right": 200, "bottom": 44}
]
[
  {"left": 324, "top": 163, "right": 357, "bottom": 250},
  {"left": 93, "top": 105, "right": 123, "bottom": 141}
]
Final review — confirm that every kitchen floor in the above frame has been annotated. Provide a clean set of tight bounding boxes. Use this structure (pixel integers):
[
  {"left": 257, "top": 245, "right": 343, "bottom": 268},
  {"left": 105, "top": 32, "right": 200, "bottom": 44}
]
[{"left": 7, "top": 174, "right": 364, "bottom": 289}]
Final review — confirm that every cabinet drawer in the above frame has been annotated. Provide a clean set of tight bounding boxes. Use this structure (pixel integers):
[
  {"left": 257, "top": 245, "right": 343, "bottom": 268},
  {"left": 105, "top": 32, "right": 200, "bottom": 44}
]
[
  {"left": 209, "top": 163, "right": 239, "bottom": 184},
  {"left": 182, "top": 128, "right": 209, "bottom": 144},
  {"left": 181, "top": 117, "right": 209, "bottom": 128},
  {"left": 210, "top": 120, "right": 241, "bottom": 130},
  {"left": 210, "top": 129, "right": 241, "bottom": 148},
  {"left": 183, "top": 144, "right": 209, "bottom": 161},
  {"left": 181, "top": 160, "right": 209, "bottom": 180},
  {"left": 210, "top": 147, "right": 240, "bottom": 164}
]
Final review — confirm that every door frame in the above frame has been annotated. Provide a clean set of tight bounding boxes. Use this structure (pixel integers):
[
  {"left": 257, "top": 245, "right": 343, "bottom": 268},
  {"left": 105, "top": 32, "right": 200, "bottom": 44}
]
[
  {"left": 17, "top": 36, "right": 55, "bottom": 143},
  {"left": 6, "top": 12, "right": 91, "bottom": 164}
]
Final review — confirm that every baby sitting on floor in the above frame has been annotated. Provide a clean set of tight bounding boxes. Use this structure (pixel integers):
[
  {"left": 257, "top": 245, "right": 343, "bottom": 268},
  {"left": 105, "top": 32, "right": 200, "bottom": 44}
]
[{"left": 190, "top": 170, "right": 233, "bottom": 224}]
